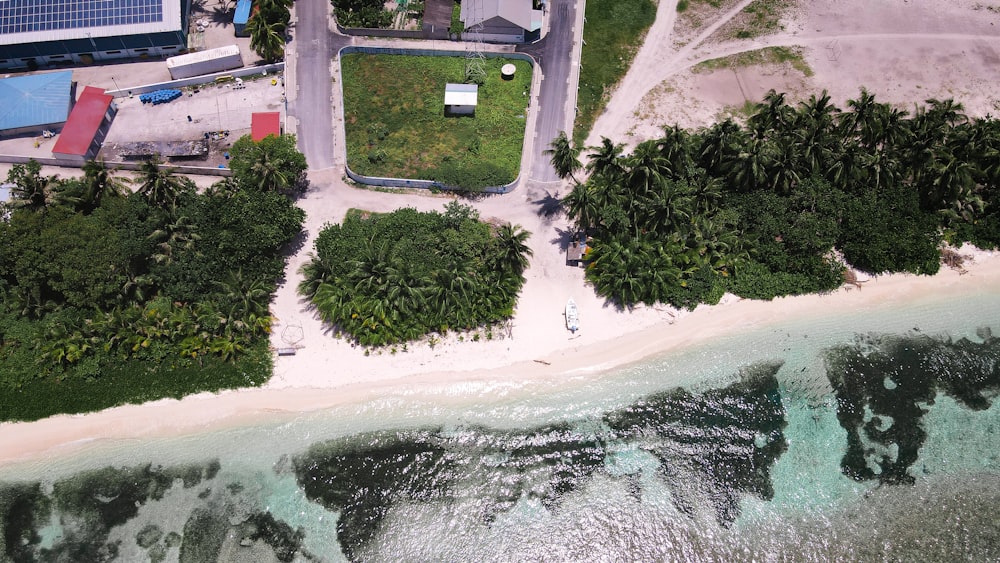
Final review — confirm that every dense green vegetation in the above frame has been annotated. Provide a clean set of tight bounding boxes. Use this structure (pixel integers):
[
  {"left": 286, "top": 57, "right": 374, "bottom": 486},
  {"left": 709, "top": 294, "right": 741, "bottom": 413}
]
[
  {"left": 247, "top": 0, "right": 292, "bottom": 61},
  {"left": 450, "top": 2, "right": 464, "bottom": 35},
  {"left": 341, "top": 54, "right": 532, "bottom": 190},
  {"left": 551, "top": 90, "right": 1000, "bottom": 308},
  {"left": 299, "top": 203, "right": 532, "bottom": 347},
  {"left": 575, "top": 0, "right": 657, "bottom": 145},
  {"left": 0, "top": 135, "right": 306, "bottom": 422},
  {"left": 332, "top": 0, "right": 393, "bottom": 28}
]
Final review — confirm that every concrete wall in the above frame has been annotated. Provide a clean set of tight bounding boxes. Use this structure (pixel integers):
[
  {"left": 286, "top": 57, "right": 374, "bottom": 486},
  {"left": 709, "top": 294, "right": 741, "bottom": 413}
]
[{"left": 104, "top": 62, "right": 285, "bottom": 97}]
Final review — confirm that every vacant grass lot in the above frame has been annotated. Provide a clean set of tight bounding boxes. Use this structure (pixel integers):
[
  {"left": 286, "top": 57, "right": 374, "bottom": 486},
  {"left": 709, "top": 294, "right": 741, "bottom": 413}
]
[
  {"left": 341, "top": 54, "right": 532, "bottom": 190},
  {"left": 575, "top": 0, "right": 656, "bottom": 145}
]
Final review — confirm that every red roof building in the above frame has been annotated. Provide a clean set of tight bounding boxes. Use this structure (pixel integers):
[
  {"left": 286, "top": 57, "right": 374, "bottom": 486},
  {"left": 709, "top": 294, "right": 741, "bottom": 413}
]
[
  {"left": 52, "top": 86, "right": 117, "bottom": 160},
  {"left": 251, "top": 112, "right": 281, "bottom": 141}
]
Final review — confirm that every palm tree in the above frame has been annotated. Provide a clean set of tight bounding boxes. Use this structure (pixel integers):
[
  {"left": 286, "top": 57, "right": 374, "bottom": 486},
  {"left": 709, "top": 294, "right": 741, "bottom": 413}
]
[
  {"left": 689, "top": 175, "right": 724, "bottom": 214},
  {"left": 148, "top": 215, "right": 201, "bottom": 265},
  {"left": 81, "top": 159, "right": 129, "bottom": 211},
  {"left": 137, "top": 156, "right": 188, "bottom": 212},
  {"left": 825, "top": 142, "right": 866, "bottom": 192},
  {"left": 247, "top": 13, "right": 285, "bottom": 62},
  {"left": 298, "top": 254, "right": 334, "bottom": 300},
  {"left": 638, "top": 180, "right": 693, "bottom": 236},
  {"left": 544, "top": 131, "right": 582, "bottom": 184},
  {"left": 797, "top": 90, "right": 839, "bottom": 132},
  {"left": 256, "top": 0, "right": 292, "bottom": 25},
  {"left": 561, "top": 183, "right": 603, "bottom": 232},
  {"left": 205, "top": 177, "right": 241, "bottom": 199},
  {"left": 696, "top": 118, "right": 744, "bottom": 176},
  {"left": 725, "top": 137, "right": 772, "bottom": 193},
  {"left": 656, "top": 125, "right": 694, "bottom": 179},
  {"left": 925, "top": 98, "right": 968, "bottom": 129},
  {"left": 587, "top": 236, "right": 649, "bottom": 306},
  {"left": 842, "top": 88, "right": 881, "bottom": 148},
  {"left": 586, "top": 137, "right": 626, "bottom": 179},
  {"left": 248, "top": 149, "right": 292, "bottom": 192},
  {"left": 923, "top": 148, "right": 976, "bottom": 211},
  {"left": 495, "top": 223, "right": 533, "bottom": 278},
  {"left": 6, "top": 160, "right": 59, "bottom": 212},
  {"left": 766, "top": 137, "right": 802, "bottom": 195},
  {"left": 624, "top": 139, "right": 669, "bottom": 198},
  {"left": 214, "top": 269, "right": 273, "bottom": 327},
  {"left": 748, "top": 90, "right": 793, "bottom": 138}
]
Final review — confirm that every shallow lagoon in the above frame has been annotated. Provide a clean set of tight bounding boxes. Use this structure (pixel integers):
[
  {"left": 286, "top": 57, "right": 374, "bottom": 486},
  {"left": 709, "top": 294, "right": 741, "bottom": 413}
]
[{"left": 3, "top": 289, "right": 1000, "bottom": 562}]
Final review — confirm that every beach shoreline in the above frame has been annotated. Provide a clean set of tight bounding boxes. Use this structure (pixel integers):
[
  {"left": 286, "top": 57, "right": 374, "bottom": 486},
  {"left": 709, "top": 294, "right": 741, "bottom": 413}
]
[
  {"left": 2, "top": 246, "right": 997, "bottom": 468},
  {"left": 4, "top": 0, "right": 1000, "bottom": 470}
]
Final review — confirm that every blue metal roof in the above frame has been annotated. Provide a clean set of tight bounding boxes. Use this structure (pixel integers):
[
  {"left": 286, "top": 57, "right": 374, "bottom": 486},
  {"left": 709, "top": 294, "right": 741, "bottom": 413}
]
[
  {"left": 234, "top": 0, "right": 253, "bottom": 25},
  {"left": 0, "top": 71, "right": 73, "bottom": 132}
]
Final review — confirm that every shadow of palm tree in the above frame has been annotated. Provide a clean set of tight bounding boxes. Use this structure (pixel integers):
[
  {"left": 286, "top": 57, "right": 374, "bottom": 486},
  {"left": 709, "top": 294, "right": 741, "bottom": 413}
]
[
  {"left": 532, "top": 189, "right": 563, "bottom": 220},
  {"left": 548, "top": 226, "right": 576, "bottom": 250},
  {"left": 207, "top": 4, "right": 234, "bottom": 27}
]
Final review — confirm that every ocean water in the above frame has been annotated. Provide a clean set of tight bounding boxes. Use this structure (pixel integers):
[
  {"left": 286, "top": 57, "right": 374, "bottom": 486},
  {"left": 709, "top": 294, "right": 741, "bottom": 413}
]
[{"left": 3, "top": 289, "right": 1000, "bottom": 562}]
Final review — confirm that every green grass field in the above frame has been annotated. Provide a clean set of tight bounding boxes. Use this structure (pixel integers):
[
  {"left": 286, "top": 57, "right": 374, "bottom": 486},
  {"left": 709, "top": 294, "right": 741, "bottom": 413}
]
[
  {"left": 574, "top": 0, "right": 657, "bottom": 145},
  {"left": 341, "top": 54, "right": 532, "bottom": 189},
  {"left": 694, "top": 46, "right": 813, "bottom": 76}
]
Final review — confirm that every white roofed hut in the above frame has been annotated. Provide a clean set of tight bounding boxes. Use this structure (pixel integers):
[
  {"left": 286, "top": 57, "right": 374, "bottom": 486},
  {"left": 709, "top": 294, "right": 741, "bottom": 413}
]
[{"left": 444, "top": 83, "right": 478, "bottom": 116}]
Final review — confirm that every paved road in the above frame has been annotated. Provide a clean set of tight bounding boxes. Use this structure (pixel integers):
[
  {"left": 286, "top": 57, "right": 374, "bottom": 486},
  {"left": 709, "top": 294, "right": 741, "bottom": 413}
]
[
  {"left": 289, "top": 0, "right": 337, "bottom": 169},
  {"left": 519, "top": 0, "right": 581, "bottom": 184}
]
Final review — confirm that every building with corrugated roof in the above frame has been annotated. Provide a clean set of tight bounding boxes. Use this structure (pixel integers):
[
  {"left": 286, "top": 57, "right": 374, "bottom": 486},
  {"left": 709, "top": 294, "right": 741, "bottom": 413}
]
[
  {"left": 460, "top": 0, "right": 542, "bottom": 43},
  {"left": 251, "top": 112, "right": 281, "bottom": 141},
  {"left": 0, "top": 71, "right": 74, "bottom": 136},
  {"left": 0, "top": 0, "right": 190, "bottom": 70},
  {"left": 51, "top": 86, "right": 118, "bottom": 160}
]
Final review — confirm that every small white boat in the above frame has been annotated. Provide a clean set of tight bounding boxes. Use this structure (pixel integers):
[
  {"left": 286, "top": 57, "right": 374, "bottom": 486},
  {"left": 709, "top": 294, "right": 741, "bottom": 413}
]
[{"left": 565, "top": 298, "right": 579, "bottom": 333}]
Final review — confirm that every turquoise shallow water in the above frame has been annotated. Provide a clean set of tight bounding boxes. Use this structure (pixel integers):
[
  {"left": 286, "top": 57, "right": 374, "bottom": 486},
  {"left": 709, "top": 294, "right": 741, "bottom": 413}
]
[{"left": 2, "top": 288, "right": 1000, "bottom": 562}]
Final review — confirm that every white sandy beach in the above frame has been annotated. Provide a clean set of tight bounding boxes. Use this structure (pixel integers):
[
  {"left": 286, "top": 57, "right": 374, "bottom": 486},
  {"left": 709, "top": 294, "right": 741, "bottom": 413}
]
[{"left": 3, "top": 0, "right": 1000, "bottom": 466}]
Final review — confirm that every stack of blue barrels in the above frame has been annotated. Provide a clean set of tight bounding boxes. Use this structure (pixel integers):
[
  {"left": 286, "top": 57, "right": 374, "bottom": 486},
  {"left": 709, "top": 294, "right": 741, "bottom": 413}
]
[{"left": 139, "top": 89, "right": 183, "bottom": 105}]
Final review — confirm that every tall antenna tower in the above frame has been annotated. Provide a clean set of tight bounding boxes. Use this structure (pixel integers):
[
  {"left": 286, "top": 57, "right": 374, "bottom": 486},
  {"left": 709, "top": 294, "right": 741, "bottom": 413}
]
[{"left": 464, "top": 1, "right": 487, "bottom": 84}]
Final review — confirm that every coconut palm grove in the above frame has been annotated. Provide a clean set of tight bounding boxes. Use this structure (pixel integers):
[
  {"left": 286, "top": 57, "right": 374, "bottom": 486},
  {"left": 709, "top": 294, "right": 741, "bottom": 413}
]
[
  {"left": 552, "top": 89, "right": 1000, "bottom": 308},
  {"left": 299, "top": 202, "right": 532, "bottom": 347},
  {"left": 4, "top": 88, "right": 1000, "bottom": 421},
  {"left": 0, "top": 134, "right": 306, "bottom": 421}
]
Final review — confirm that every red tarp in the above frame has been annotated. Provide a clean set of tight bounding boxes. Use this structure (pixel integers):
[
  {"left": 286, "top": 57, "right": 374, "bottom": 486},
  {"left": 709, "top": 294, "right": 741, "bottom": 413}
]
[
  {"left": 251, "top": 112, "right": 281, "bottom": 141},
  {"left": 52, "top": 86, "right": 113, "bottom": 156}
]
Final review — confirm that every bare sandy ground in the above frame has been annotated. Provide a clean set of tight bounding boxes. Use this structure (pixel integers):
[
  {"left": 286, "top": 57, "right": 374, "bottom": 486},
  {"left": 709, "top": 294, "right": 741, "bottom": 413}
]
[
  {"left": 594, "top": 0, "right": 1000, "bottom": 146},
  {"left": 3, "top": 0, "right": 1000, "bottom": 465}
]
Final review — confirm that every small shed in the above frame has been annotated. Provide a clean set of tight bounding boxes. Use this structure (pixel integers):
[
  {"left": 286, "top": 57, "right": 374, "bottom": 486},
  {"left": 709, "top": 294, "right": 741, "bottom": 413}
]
[
  {"left": 444, "top": 83, "right": 478, "bottom": 116},
  {"left": 51, "top": 86, "right": 117, "bottom": 161},
  {"left": 234, "top": 0, "right": 253, "bottom": 36},
  {"left": 251, "top": 112, "right": 282, "bottom": 141},
  {"left": 0, "top": 71, "right": 73, "bottom": 137}
]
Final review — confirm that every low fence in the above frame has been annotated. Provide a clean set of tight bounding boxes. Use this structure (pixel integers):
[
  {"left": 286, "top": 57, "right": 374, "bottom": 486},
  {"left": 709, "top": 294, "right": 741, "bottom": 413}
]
[
  {"left": 104, "top": 62, "right": 285, "bottom": 98},
  {"left": 334, "top": 22, "right": 450, "bottom": 40},
  {"left": 0, "top": 154, "right": 233, "bottom": 177},
  {"left": 337, "top": 46, "right": 534, "bottom": 194}
]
